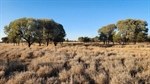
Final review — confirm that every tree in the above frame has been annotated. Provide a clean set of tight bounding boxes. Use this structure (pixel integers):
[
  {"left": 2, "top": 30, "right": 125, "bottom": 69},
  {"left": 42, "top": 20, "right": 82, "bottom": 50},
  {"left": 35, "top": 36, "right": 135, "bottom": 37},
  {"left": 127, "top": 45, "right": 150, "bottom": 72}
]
[
  {"left": 35, "top": 19, "right": 45, "bottom": 46},
  {"left": 40, "top": 19, "right": 52, "bottom": 46},
  {"left": 113, "top": 33, "right": 120, "bottom": 43},
  {"left": 99, "top": 32, "right": 107, "bottom": 44},
  {"left": 4, "top": 18, "right": 66, "bottom": 47},
  {"left": 4, "top": 21, "right": 22, "bottom": 45},
  {"left": 93, "top": 36, "right": 99, "bottom": 42},
  {"left": 116, "top": 19, "right": 148, "bottom": 44},
  {"left": 66, "top": 38, "right": 69, "bottom": 42},
  {"left": 41, "top": 19, "right": 66, "bottom": 46},
  {"left": 78, "top": 37, "right": 91, "bottom": 42},
  {"left": 98, "top": 24, "right": 116, "bottom": 44},
  {"left": 1, "top": 37, "right": 9, "bottom": 43},
  {"left": 18, "top": 18, "right": 38, "bottom": 47},
  {"left": 147, "top": 35, "right": 150, "bottom": 42},
  {"left": 78, "top": 37, "right": 84, "bottom": 42},
  {"left": 83, "top": 37, "right": 91, "bottom": 42},
  {"left": 136, "top": 32, "right": 147, "bottom": 42},
  {"left": 52, "top": 23, "right": 66, "bottom": 46}
]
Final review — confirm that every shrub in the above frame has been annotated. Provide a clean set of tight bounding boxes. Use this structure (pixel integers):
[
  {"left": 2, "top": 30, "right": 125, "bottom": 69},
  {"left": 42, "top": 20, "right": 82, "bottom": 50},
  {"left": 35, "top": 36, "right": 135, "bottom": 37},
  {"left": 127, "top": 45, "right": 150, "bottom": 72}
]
[{"left": 6, "top": 71, "right": 37, "bottom": 84}]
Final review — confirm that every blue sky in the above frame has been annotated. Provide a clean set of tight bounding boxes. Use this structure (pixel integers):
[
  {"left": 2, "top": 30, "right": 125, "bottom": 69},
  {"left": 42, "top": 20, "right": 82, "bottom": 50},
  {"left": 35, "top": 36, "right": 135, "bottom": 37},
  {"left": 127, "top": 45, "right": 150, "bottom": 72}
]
[{"left": 0, "top": 0, "right": 150, "bottom": 41}]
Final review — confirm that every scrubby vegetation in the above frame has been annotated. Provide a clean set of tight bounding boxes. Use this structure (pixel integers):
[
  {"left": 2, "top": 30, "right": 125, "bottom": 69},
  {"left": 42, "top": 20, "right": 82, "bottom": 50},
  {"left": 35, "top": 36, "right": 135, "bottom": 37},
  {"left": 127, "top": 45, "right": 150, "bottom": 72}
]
[
  {"left": 0, "top": 43, "right": 150, "bottom": 84},
  {"left": 0, "top": 17, "right": 150, "bottom": 84}
]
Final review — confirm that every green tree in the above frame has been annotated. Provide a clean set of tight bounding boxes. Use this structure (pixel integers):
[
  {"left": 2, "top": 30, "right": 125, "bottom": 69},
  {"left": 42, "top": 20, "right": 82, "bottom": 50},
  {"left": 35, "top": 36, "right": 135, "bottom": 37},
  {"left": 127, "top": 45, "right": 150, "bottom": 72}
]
[
  {"left": 35, "top": 19, "right": 45, "bottom": 46},
  {"left": 147, "top": 35, "right": 150, "bottom": 42},
  {"left": 42, "top": 19, "right": 66, "bottom": 46},
  {"left": 78, "top": 37, "right": 91, "bottom": 42},
  {"left": 83, "top": 37, "right": 91, "bottom": 42},
  {"left": 116, "top": 19, "right": 148, "bottom": 44},
  {"left": 52, "top": 23, "right": 66, "bottom": 46},
  {"left": 41, "top": 19, "right": 58, "bottom": 46},
  {"left": 98, "top": 24, "right": 116, "bottom": 44},
  {"left": 93, "top": 36, "right": 99, "bottom": 42},
  {"left": 18, "top": 18, "right": 38, "bottom": 47},
  {"left": 1, "top": 37, "right": 9, "bottom": 43},
  {"left": 40, "top": 19, "right": 52, "bottom": 46},
  {"left": 113, "top": 33, "right": 120, "bottom": 43},
  {"left": 4, "top": 18, "right": 66, "bottom": 47},
  {"left": 66, "top": 38, "right": 69, "bottom": 42},
  {"left": 4, "top": 21, "right": 22, "bottom": 45},
  {"left": 78, "top": 37, "right": 84, "bottom": 42},
  {"left": 136, "top": 32, "right": 147, "bottom": 42},
  {"left": 4, "top": 18, "right": 43, "bottom": 47},
  {"left": 99, "top": 32, "right": 107, "bottom": 44}
]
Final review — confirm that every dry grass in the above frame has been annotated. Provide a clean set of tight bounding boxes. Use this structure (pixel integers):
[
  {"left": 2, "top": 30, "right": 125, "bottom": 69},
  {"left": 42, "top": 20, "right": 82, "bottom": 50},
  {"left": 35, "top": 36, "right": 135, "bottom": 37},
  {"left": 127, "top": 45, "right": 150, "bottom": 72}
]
[{"left": 0, "top": 43, "right": 150, "bottom": 84}]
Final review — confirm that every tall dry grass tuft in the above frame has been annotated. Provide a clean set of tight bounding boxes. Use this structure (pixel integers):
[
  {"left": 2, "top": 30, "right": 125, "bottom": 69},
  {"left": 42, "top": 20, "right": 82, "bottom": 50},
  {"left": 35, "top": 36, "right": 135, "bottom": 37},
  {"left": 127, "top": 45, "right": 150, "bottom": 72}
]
[
  {"left": 46, "top": 77, "right": 60, "bottom": 84},
  {"left": 110, "top": 72, "right": 134, "bottom": 84},
  {"left": 6, "top": 71, "right": 37, "bottom": 84},
  {"left": 0, "top": 71, "right": 5, "bottom": 77},
  {"left": 92, "top": 73, "right": 107, "bottom": 84},
  {"left": 71, "top": 63, "right": 84, "bottom": 75},
  {"left": 4, "top": 59, "right": 27, "bottom": 76},
  {"left": 36, "top": 66, "right": 53, "bottom": 77},
  {"left": 59, "top": 69, "right": 70, "bottom": 82},
  {"left": 0, "top": 78, "right": 6, "bottom": 84}
]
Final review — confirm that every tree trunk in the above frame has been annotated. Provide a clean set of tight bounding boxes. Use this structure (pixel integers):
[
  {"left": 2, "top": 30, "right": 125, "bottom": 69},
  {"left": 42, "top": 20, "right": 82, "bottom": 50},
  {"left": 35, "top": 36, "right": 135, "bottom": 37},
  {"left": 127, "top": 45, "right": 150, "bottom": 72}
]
[
  {"left": 39, "top": 42, "right": 41, "bottom": 46},
  {"left": 13, "top": 43, "right": 15, "bottom": 46},
  {"left": 28, "top": 42, "right": 31, "bottom": 47},
  {"left": 38, "top": 39, "right": 42, "bottom": 46},
  {"left": 134, "top": 34, "right": 137, "bottom": 44},
  {"left": 54, "top": 42, "right": 57, "bottom": 46},
  {"left": 46, "top": 39, "right": 49, "bottom": 46},
  {"left": 27, "top": 40, "right": 31, "bottom": 47},
  {"left": 17, "top": 42, "right": 20, "bottom": 46},
  {"left": 103, "top": 40, "right": 105, "bottom": 45},
  {"left": 103, "top": 41, "right": 105, "bottom": 45},
  {"left": 134, "top": 41, "right": 136, "bottom": 44}
]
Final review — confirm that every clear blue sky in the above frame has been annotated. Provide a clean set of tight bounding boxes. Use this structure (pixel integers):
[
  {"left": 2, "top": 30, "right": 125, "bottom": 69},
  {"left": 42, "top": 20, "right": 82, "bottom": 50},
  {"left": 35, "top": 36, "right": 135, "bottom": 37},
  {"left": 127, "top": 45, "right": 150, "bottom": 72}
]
[{"left": 0, "top": 0, "right": 150, "bottom": 41}]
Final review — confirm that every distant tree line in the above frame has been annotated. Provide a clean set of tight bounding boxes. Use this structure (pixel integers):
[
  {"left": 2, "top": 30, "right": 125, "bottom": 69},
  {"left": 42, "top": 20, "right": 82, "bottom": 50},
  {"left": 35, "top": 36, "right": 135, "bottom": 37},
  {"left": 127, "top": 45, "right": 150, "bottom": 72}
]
[
  {"left": 2, "top": 17, "right": 66, "bottom": 47},
  {"left": 1, "top": 18, "right": 150, "bottom": 46},
  {"left": 78, "top": 19, "right": 149, "bottom": 45},
  {"left": 78, "top": 36, "right": 99, "bottom": 42}
]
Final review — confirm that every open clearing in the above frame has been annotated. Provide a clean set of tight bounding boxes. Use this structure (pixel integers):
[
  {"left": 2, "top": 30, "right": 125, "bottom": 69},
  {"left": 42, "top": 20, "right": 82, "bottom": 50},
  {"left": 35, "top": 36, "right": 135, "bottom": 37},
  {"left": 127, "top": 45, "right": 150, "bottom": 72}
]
[{"left": 0, "top": 43, "right": 150, "bottom": 84}]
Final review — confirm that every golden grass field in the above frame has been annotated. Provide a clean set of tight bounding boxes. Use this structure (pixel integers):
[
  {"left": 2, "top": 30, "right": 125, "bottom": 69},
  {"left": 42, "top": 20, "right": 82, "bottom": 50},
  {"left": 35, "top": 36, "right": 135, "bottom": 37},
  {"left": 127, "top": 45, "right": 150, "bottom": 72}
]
[{"left": 0, "top": 43, "right": 150, "bottom": 84}]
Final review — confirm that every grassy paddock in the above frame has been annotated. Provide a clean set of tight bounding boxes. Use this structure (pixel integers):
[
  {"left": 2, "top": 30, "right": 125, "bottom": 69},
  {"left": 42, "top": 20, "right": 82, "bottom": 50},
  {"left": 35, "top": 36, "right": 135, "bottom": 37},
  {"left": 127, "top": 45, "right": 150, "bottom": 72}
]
[{"left": 0, "top": 43, "right": 150, "bottom": 84}]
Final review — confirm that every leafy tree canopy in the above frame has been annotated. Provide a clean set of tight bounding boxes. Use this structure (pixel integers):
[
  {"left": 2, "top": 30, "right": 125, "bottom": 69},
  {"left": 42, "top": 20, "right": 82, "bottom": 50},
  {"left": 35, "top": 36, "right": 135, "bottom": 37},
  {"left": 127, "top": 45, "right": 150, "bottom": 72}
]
[{"left": 4, "top": 17, "right": 66, "bottom": 47}]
